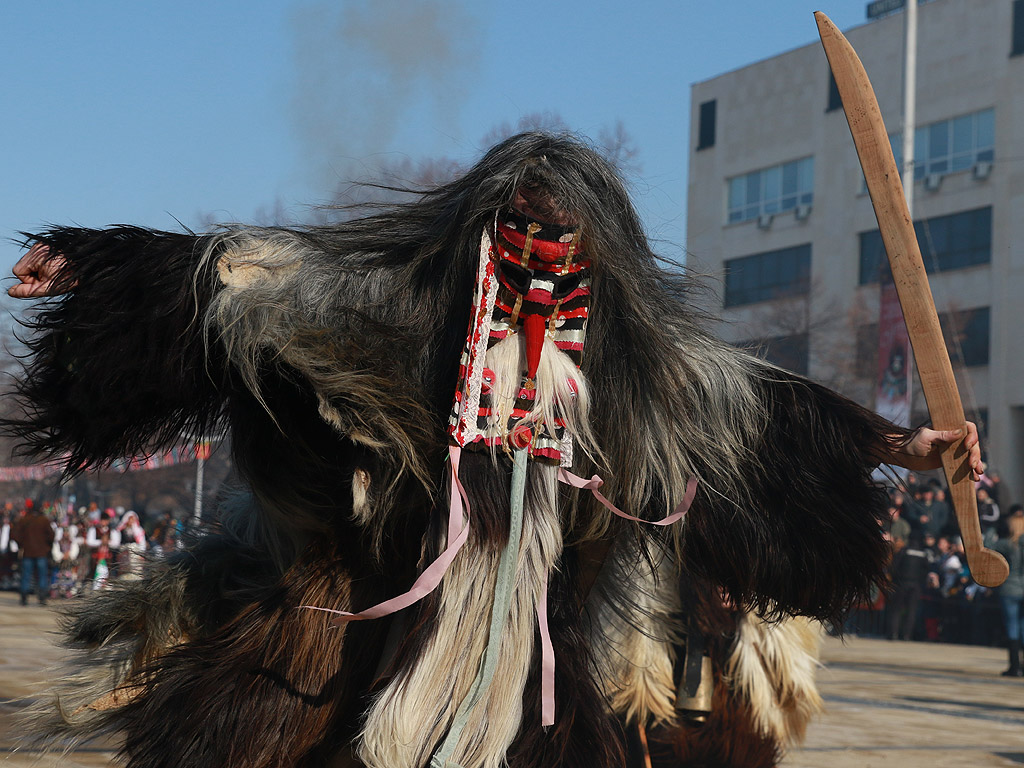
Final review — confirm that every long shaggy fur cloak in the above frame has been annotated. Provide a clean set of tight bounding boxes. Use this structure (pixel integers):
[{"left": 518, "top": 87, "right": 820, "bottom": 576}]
[{"left": 6, "top": 132, "right": 907, "bottom": 768}]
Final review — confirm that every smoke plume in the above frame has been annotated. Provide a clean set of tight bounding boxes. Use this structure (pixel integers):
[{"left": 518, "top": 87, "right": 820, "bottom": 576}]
[{"left": 289, "top": 0, "right": 480, "bottom": 194}]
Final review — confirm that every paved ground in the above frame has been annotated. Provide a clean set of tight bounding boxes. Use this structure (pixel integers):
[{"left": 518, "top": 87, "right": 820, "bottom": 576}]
[
  {"left": 1, "top": 589, "right": 1022, "bottom": 766},
  {"left": 784, "top": 633, "right": 1024, "bottom": 768}
]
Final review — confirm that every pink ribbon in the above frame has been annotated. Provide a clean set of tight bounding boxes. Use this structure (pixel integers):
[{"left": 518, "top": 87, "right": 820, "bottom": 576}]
[
  {"left": 302, "top": 446, "right": 471, "bottom": 624},
  {"left": 557, "top": 470, "right": 698, "bottom": 525},
  {"left": 537, "top": 572, "right": 555, "bottom": 727}
]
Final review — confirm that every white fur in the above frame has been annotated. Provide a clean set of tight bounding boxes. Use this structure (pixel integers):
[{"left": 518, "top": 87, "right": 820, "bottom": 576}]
[
  {"left": 359, "top": 327, "right": 595, "bottom": 768},
  {"left": 723, "top": 612, "right": 824, "bottom": 745},
  {"left": 485, "top": 333, "right": 598, "bottom": 461},
  {"left": 589, "top": 546, "right": 679, "bottom": 726}
]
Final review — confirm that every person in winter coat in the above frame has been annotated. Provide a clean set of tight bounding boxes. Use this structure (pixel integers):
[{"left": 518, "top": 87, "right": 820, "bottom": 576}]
[
  {"left": 993, "top": 506, "right": 1024, "bottom": 677},
  {"left": 12, "top": 499, "right": 55, "bottom": 605}
]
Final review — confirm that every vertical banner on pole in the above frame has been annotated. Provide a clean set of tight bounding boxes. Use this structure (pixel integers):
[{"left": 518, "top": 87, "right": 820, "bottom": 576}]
[{"left": 875, "top": 279, "right": 914, "bottom": 429}]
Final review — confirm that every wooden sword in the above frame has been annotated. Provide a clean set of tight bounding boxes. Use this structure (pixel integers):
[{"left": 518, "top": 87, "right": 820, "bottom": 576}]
[{"left": 815, "top": 11, "right": 1007, "bottom": 587}]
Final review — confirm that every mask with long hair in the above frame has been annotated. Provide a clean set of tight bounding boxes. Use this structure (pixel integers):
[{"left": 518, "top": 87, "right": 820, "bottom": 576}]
[{"left": 448, "top": 206, "right": 592, "bottom": 465}]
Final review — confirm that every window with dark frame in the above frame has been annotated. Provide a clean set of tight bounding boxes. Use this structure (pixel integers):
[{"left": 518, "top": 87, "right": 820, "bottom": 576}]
[
  {"left": 858, "top": 206, "right": 992, "bottom": 284},
  {"left": 1013, "top": 0, "right": 1024, "bottom": 56},
  {"left": 724, "top": 244, "right": 811, "bottom": 307},
  {"left": 697, "top": 99, "right": 717, "bottom": 150},
  {"left": 727, "top": 157, "right": 814, "bottom": 224}
]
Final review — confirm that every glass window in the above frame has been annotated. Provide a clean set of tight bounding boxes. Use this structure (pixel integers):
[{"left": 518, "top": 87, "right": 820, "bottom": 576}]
[
  {"left": 763, "top": 166, "right": 781, "bottom": 213},
  {"left": 858, "top": 230, "right": 887, "bottom": 284},
  {"left": 939, "top": 307, "right": 990, "bottom": 367},
  {"left": 977, "top": 108, "right": 995, "bottom": 147},
  {"left": 827, "top": 72, "right": 842, "bottom": 112},
  {"left": 746, "top": 171, "right": 761, "bottom": 203},
  {"left": 928, "top": 122, "right": 949, "bottom": 169},
  {"left": 728, "top": 178, "right": 745, "bottom": 210},
  {"left": 725, "top": 244, "right": 811, "bottom": 307},
  {"left": 1012, "top": 0, "right": 1024, "bottom": 57},
  {"left": 739, "top": 334, "right": 809, "bottom": 376},
  {"left": 697, "top": 99, "right": 717, "bottom": 150},
  {"left": 782, "top": 162, "right": 798, "bottom": 194},
  {"left": 864, "top": 109, "right": 995, "bottom": 189},
  {"left": 952, "top": 114, "right": 973, "bottom": 155},
  {"left": 860, "top": 207, "right": 992, "bottom": 284},
  {"left": 727, "top": 157, "right": 814, "bottom": 224}
]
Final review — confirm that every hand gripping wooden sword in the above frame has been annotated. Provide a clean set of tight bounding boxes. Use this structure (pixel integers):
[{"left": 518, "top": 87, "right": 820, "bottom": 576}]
[{"left": 815, "top": 12, "right": 1008, "bottom": 588}]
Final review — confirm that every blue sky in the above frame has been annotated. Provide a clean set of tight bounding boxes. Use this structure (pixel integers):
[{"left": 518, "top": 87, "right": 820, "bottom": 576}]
[{"left": 0, "top": 1, "right": 873, "bottom": 274}]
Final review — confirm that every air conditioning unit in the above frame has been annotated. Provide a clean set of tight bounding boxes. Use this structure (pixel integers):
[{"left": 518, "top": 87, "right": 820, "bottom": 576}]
[
  {"left": 924, "top": 173, "right": 943, "bottom": 192},
  {"left": 794, "top": 203, "right": 812, "bottom": 221},
  {"left": 973, "top": 160, "right": 993, "bottom": 180},
  {"left": 757, "top": 213, "right": 773, "bottom": 230}
]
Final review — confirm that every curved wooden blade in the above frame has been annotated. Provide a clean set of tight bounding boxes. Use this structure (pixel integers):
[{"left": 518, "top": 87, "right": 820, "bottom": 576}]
[{"left": 815, "top": 12, "right": 1007, "bottom": 587}]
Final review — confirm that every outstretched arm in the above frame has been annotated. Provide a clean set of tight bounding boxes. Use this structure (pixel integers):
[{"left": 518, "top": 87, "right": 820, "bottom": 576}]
[
  {"left": 4, "top": 227, "right": 226, "bottom": 472},
  {"left": 5, "top": 225, "right": 436, "bottom": 500},
  {"left": 882, "top": 423, "right": 984, "bottom": 480}
]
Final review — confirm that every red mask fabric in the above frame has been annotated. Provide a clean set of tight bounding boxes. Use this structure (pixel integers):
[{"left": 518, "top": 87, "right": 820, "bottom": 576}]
[{"left": 448, "top": 209, "right": 590, "bottom": 465}]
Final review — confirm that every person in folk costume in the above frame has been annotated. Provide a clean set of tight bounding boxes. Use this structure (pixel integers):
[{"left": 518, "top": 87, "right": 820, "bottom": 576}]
[
  {"left": 116, "top": 510, "right": 148, "bottom": 580},
  {"left": 52, "top": 513, "right": 82, "bottom": 598},
  {"left": 6, "top": 132, "right": 982, "bottom": 768},
  {"left": 85, "top": 510, "right": 121, "bottom": 588}
]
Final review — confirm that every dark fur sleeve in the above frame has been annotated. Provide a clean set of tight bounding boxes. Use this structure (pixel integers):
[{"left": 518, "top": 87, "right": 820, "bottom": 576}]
[
  {"left": 680, "top": 371, "right": 909, "bottom": 626},
  {"left": 5, "top": 226, "right": 226, "bottom": 471}
]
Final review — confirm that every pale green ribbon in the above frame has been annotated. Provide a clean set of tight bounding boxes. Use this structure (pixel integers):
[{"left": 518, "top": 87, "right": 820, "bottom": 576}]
[{"left": 430, "top": 447, "right": 527, "bottom": 768}]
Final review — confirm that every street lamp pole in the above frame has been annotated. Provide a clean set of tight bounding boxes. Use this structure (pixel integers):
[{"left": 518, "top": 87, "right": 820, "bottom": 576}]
[{"left": 901, "top": 0, "right": 917, "bottom": 214}]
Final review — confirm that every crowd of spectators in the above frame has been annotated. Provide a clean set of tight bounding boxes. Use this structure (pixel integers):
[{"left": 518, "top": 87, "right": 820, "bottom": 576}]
[
  {"left": 0, "top": 498, "right": 185, "bottom": 603},
  {"left": 858, "top": 468, "right": 1024, "bottom": 673}
]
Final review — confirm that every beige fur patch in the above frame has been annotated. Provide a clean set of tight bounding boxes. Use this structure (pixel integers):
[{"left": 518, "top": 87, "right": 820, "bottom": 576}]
[{"left": 723, "top": 612, "right": 824, "bottom": 745}]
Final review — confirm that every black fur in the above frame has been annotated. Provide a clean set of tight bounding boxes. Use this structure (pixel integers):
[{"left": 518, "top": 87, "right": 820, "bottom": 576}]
[
  {"left": 6, "top": 226, "right": 225, "bottom": 472},
  {"left": 680, "top": 373, "right": 901, "bottom": 626}
]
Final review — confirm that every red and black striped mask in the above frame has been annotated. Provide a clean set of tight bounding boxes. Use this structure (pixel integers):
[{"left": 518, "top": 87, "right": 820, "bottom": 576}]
[
  {"left": 491, "top": 208, "right": 589, "bottom": 383},
  {"left": 447, "top": 209, "right": 591, "bottom": 464}
]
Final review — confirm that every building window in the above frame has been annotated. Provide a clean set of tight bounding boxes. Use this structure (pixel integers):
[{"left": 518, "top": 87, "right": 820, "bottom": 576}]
[
  {"left": 740, "top": 334, "right": 809, "bottom": 376},
  {"left": 697, "top": 99, "right": 717, "bottom": 150},
  {"left": 725, "top": 244, "right": 811, "bottom": 307},
  {"left": 876, "top": 108, "right": 995, "bottom": 183},
  {"left": 940, "top": 306, "right": 990, "bottom": 368},
  {"left": 826, "top": 72, "right": 842, "bottom": 112},
  {"left": 858, "top": 206, "right": 992, "bottom": 284},
  {"left": 1013, "top": 0, "right": 1024, "bottom": 56},
  {"left": 727, "top": 157, "right": 813, "bottom": 224}
]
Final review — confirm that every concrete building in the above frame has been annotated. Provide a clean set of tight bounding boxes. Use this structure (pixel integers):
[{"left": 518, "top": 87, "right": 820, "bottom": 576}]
[{"left": 686, "top": 0, "right": 1024, "bottom": 501}]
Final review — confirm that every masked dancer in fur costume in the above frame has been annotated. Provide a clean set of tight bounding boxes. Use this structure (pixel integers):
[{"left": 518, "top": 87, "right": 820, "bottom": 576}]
[{"left": 7, "top": 132, "right": 982, "bottom": 768}]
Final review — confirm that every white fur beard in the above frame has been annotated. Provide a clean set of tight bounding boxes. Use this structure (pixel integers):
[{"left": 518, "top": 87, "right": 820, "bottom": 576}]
[
  {"left": 357, "top": 464, "right": 563, "bottom": 768},
  {"left": 485, "top": 332, "right": 597, "bottom": 460}
]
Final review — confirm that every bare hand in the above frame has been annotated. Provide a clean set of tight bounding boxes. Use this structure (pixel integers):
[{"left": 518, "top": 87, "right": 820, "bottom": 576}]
[
  {"left": 894, "top": 422, "right": 984, "bottom": 481},
  {"left": 8, "top": 243, "right": 69, "bottom": 299}
]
